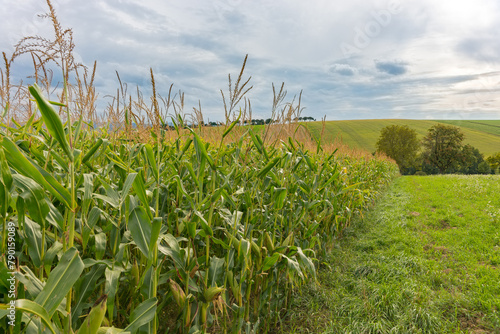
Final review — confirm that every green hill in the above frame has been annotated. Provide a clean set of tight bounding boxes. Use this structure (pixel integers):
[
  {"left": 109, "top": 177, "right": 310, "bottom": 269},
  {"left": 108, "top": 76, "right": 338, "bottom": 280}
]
[{"left": 305, "top": 119, "right": 500, "bottom": 157}]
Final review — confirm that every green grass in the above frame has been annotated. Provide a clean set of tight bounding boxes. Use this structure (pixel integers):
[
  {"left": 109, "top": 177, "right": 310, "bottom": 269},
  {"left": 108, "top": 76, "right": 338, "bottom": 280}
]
[
  {"left": 436, "top": 120, "right": 500, "bottom": 137},
  {"left": 305, "top": 119, "right": 500, "bottom": 157},
  {"left": 276, "top": 175, "right": 500, "bottom": 333}
]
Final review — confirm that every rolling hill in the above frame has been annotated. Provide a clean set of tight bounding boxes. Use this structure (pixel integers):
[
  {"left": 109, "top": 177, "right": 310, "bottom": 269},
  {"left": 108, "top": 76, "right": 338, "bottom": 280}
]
[{"left": 305, "top": 119, "right": 500, "bottom": 157}]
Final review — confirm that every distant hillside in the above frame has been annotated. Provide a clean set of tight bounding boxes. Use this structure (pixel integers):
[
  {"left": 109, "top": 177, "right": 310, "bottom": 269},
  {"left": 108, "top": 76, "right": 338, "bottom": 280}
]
[{"left": 305, "top": 119, "right": 500, "bottom": 157}]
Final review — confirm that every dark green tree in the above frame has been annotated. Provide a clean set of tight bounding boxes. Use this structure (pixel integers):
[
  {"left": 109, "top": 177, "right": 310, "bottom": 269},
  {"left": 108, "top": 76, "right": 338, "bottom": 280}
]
[
  {"left": 457, "top": 144, "right": 485, "bottom": 174},
  {"left": 376, "top": 125, "right": 420, "bottom": 173},
  {"left": 422, "top": 124, "right": 464, "bottom": 174},
  {"left": 486, "top": 152, "right": 500, "bottom": 173}
]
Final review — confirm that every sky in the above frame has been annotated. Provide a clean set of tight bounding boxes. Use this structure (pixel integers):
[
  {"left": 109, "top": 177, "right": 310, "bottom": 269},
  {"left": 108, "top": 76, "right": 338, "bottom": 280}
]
[{"left": 1, "top": 0, "right": 500, "bottom": 121}]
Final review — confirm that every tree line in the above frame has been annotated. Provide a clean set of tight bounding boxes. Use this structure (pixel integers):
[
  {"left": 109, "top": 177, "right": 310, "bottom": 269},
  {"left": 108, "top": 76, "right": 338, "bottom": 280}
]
[{"left": 376, "top": 124, "right": 497, "bottom": 175}]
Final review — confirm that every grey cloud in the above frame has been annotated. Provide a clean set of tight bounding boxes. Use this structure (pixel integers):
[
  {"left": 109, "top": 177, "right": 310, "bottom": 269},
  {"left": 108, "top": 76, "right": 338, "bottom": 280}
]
[
  {"left": 457, "top": 35, "right": 500, "bottom": 63},
  {"left": 375, "top": 60, "right": 408, "bottom": 75},
  {"left": 329, "top": 64, "right": 357, "bottom": 76}
]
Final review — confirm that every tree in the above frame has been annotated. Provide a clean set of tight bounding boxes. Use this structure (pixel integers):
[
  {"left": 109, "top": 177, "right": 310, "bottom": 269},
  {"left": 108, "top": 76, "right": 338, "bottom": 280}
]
[
  {"left": 486, "top": 152, "right": 500, "bottom": 173},
  {"left": 376, "top": 125, "right": 420, "bottom": 173},
  {"left": 422, "top": 124, "right": 464, "bottom": 174},
  {"left": 457, "top": 144, "right": 485, "bottom": 174}
]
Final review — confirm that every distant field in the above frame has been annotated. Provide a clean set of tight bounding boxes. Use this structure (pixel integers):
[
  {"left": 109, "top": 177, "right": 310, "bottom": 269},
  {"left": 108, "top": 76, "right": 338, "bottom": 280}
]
[
  {"left": 435, "top": 120, "right": 500, "bottom": 137},
  {"left": 305, "top": 119, "right": 500, "bottom": 157}
]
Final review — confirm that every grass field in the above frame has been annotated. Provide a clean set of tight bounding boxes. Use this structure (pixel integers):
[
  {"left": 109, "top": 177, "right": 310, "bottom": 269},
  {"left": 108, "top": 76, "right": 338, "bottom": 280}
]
[
  {"left": 277, "top": 175, "right": 500, "bottom": 333},
  {"left": 436, "top": 120, "right": 500, "bottom": 137},
  {"left": 305, "top": 120, "right": 500, "bottom": 157}
]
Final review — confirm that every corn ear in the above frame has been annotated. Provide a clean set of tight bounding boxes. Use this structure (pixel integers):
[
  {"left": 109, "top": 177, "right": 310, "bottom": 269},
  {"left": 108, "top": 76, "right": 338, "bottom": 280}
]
[
  {"left": 169, "top": 279, "right": 186, "bottom": 308},
  {"left": 204, "top": 286, "right": 225, "bottom": 303},
  {"left": 77, "top": 295, "right": 108, "bottom": 334},
  {"left": 264, "top": 232, "right": 274, "bottom": 253},
  {"left": 282, "top": 232, "right": 294, "bottom": 247}
]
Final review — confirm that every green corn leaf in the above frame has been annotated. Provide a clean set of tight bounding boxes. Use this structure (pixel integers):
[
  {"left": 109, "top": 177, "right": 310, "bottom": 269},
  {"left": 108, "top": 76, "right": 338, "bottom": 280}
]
[
  {"left": 1, "top": 102, "right": 8, "bottom": 119},
  {"left": 48, "top": 99, "right": 67, "bottom": 107},
  {"left": 0, "top": 148, "right": 13, "bottom": 190},
  {"left": 23, "top": 217, "right": 43, "bottom": 267},
  {"left": 83, "top": 207, "right": 101, "bottom": 250},
  {"left": 256, "top": 157, "right": 280, "bottom": 179},
  {"left": 93, "top": 194, "right": 120, "bottom": 209},
  {"left": 222, "top": 109, "right": 241, "bottom": 138},
  {"left": 73, "top": 115, "right": 84, "bottom": 143},
  {"left": 81, "top": 174, "right": 94, "bottom": 217},
  {"left": 149, "top": 217, "right": 162, "bottom": 258},
  {"left": 29, "top": 84, "right": 73, "bottom": 161},
  {"left": 97, "top": 178, "right": 120, "bottom": 208},
  {"left": 124, "top": 297, "right": 157, "bottom": 333},
  {"left": 128, "top": 206, "right": 151, "bottom": 258},
  {"left": 249, "top": 130, "right": 262, "bottom": 154},
  {"left": 190, "top": 128, "right": 215, "bottom": 169},
  {"left": 178, "top": 138, "right": 192, "bottom": 159},
  {"left": 220, "top": 188, "right": 237, "bottom": 210},
  {"left": 185, "top": 220, "right": 196, "bottom": 239},
  {"left": 0, "top": 299, "right": 56, "bottom": 334},
  {"left": 208, "top": 256, "right": 225, "bottom": 287},
  {"left": 158, "top": 234, "right": 184, "bottom": 269},
  {"left": 273, "top": 187, "right": 287, "bottom": 210},
  {"left": 13, "top": 174, "right": 49, "bottom": 228},
  {"left": 106, "top": 152, "right": 130, "bottom": 173},
  {"left": 132, "top": 171, "right": 152, "bottom": 218},
  {"left": 121, "top": 173, "right": 137, "bottom": 204},
  {"left": 195, "top": 211, "right": 213, "bottom": 237},
  {"left": 282, "top": 254, "right": 304, "bottom": 281},
  {"left": 45, "top": 200, "right": 64, "bottom": 232},
  {"left": 43, "top": 241, "right": 63, "bottom": 274},
  {"left": 297, "top": 247, "right": 316, "bottom": 280},
  {"left": 14, "top": 266, "right": 44, "bottom": 299},
  {"left": 257, "top": 133, "right": 269, "bottom": 160},
  {"left": 0, "top": 182, "right": 8, "bottom": 219},
  {"left": 262, "top": 253, "right": 281, "bottom": 272},
  {"left": 97, "top": 327, "right": 130, "bottom": 334},
  {"left": 95, "top": 232, "right": 107, "bottom": 260},
  {"left": 318, "top": 170, "right": 341, "bottom": 192},
  {"left": 105, "top": 266, "right": 123, "bottom": 322},
  {"left": 301, "top": 153, "right": 317, "bottom": 173},
  {"left": 143, "top": 144, "right": 159, "bottom": 182},
  {"left": 50, "top": 149, "right": 69, "bottom": 172},
  {"left": 35, "top": 247, "right": 84, "bottom": 317},
  {"left": 16, "top": 195, "right": 26, "bottom": 231},
  {"left": 2, "top": 136, "right": 72, "bottom": 208},
  {"left": 82, "top": 138, "right": 104, "bottom": 165}
]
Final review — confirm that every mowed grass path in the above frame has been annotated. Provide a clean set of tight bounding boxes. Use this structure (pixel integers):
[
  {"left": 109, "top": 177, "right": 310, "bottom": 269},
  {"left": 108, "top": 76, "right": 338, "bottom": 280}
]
[
  {"left": 278, "top": 175, "right": 500, "bottom": 333},
  {"left": 305, "top": 120, "right": 500, "bottom": 157}
]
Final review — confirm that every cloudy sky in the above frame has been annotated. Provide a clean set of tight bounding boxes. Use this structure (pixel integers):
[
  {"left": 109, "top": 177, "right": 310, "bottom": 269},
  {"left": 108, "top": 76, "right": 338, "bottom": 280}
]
[{"left": 1, "top": 0, "right": 500, "bottom": 121}]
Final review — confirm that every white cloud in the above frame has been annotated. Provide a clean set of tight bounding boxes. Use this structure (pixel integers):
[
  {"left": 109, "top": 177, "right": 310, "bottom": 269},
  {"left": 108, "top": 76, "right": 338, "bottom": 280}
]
[{"left": 1, "top": 0, "right": 500, "bottom": 120}]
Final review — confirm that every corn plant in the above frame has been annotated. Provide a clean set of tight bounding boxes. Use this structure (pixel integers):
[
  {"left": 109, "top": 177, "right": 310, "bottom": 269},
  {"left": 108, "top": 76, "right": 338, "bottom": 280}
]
[
  {"left": 0, "top": 7, "right": 399, "bottom": 330},
  {"left": 0, "top": 83, "right": 397, "bottom": 333}
]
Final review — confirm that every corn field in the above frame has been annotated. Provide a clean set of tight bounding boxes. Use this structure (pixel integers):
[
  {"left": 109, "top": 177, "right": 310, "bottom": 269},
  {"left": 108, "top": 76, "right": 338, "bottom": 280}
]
[
  {"left": 0, "top": 2, "right": 398, "bottom": 332},
  {"left": 0, "top": 84, "right": 397, "bottom": 333}
]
